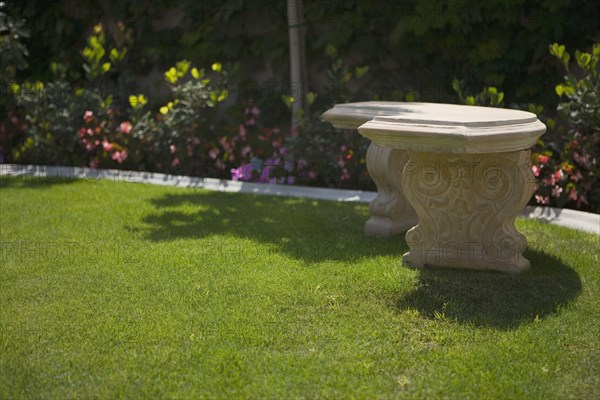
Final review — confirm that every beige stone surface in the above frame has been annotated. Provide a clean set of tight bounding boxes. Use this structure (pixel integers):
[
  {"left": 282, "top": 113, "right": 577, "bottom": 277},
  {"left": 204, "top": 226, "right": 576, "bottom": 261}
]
[
  {"left": 356, "top": 102, "right": 546, "bottom": 273},
  {"left": 358, "top": 102, "right": 546, "bottom": 154},
  {"left": 322, "top": 102, "right": 420, "bottom": 236},
  {"left": 401, "top": 150, "right": 535, "bottom": 273},
  {"left": 365, "top": 143, "right": 418, "bottom": 236}
]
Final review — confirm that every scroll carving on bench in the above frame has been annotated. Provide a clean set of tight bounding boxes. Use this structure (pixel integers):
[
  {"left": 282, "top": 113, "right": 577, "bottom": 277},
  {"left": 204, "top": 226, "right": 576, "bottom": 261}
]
[
  {"left": 401, "top": 150, "right": 535, "bottom": 272},
  {"left": 358, "top": 102, "right": 546, "bottom": 273},
  {"left": 324, "top": 101, "right": 546, "bottom": 273}
]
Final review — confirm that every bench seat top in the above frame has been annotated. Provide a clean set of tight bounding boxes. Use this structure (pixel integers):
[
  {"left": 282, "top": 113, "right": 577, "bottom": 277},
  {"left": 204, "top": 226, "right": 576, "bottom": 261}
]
[{"left": 322, "top": 101, "right": 546, "bottom": 154}]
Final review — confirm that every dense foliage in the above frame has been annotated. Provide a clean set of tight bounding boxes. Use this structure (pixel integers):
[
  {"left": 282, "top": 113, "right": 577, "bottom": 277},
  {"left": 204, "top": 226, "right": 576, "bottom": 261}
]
[{"left": 1, "top": 1, "right": 599, "bottom": 211}]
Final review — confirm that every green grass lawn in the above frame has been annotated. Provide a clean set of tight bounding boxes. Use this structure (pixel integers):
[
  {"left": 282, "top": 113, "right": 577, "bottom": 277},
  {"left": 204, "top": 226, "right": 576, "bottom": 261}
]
[{"left": 1, "top": 176, "right": 599, "bottom": 399}]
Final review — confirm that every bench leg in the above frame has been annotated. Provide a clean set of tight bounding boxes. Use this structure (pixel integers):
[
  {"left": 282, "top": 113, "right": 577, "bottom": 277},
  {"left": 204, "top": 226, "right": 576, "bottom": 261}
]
[
  {"left": 400, "top": 150, "right": 535, "bottom": 273},
  {"left": 365, "top": 142, "right": 418, "bottom": 236}
]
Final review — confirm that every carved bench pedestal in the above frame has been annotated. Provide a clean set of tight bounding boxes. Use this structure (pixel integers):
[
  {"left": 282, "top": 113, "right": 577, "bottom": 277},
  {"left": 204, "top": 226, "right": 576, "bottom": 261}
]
[
  {"left": 358, "top": 103, "right": 546, "bottom": 273},
  {"left": 401, "top": 150, "right": 534, "bottom": 273},
  {"left": 365, "top": 143, "right": 418, "bottom": 236},
  {"left": 322, "top": 102, "right": 420, "bottom": 237}
]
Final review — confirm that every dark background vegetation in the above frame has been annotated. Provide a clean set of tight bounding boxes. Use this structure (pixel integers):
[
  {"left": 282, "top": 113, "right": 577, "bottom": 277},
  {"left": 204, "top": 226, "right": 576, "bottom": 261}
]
[
  {"left": 2, "top": 0, "right": 599, "bottom": 211},
  {"left": 14, "top": 0, "right": 600, "bottom": 113}
]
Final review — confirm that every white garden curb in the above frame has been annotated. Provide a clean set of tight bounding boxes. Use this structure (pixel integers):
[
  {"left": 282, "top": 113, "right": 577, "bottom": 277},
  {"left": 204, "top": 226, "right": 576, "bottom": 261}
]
[{"left": 1, "top": 164, "right": 598, "bottom": 235}]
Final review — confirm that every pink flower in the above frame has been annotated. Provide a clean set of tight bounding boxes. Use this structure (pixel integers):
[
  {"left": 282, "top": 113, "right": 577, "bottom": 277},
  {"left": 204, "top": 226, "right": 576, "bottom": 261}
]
[
  {"left": 84, "top": 111, "right": 94, "bottom": 123},
  {"left": 548, "top": 169, "right": 564, "bottom": 185},
  {"left": 340, "top": 168, "right": 350, "bottom": 181},
  {"left": 568, "top": 189, "right": 578, "bottom": 201},
  {"left": 209, "top": 148, "right": 219, "bottom": 159},
  {"left": 537, "top": 154, "right": 549, "bottom": 164},
  {"left": 119, "top": 121, "right": 132, "bottom": 134},
  {"left": 534, "top": 194, "right": 549, "bottom": 205},
  {"left": 78, "top": 128, "right": 86, "bottom": 139},
  {"left": 238, "top": 124, "right": 247, "bottom": 138},
  {"left": 241, "top": 146, "right": 251, "bottom": 157},
  {"left": 551, "top": 185, "right": 563, "bottom": 198},
  {"left": 251, "top": 106, "right": 261, "bottom": 117},
  {"left": 111, "top": 150, "right": 128, "bottom": 164},
  {"left": 170, "top": 144, "right": 177, "bottom": 154},
  {"left": 171, "top": 157, "right": 180, "bottom": 168},
  {"left": 90, "top": 158, "right": 100, "bottom": 169},
  {"left": 102, "top": 139, "right": 114, "bottom": 152},
  {"left": 531, "top": 165, "right": 540, "bottom": 177},
  {"left": 570, "top": 171, "right": 582, "bottom": 182}
]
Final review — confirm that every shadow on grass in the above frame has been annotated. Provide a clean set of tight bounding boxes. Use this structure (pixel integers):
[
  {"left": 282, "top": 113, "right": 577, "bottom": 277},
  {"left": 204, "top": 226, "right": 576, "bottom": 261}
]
[
  {"left": 395, "top": 249, "right": 582, "bottom": 329},
  {"left": 134, "top": 190, "right": 406, "bottom": 264}
]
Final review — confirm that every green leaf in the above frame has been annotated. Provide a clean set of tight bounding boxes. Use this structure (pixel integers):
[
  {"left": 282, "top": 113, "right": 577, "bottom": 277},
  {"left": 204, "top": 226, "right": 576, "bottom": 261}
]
[
  {"left": 191, "top": 67, "right": 201, "bottom": 79},
  {"left": 555, "top": 84, "right": 565, "bottom": 97},
  {"left": 175, "top": 60, "right": 190, "bottom": 77},
  {"left": 306, "top": 91, "right": 317, "bottom": 105},
  {"left": 451, "top": 78, "right": 460, "bottom": 93},
  {"left": 354, "top": 65, "right": 369, "bottom": 79},
  {"left": 138, "top": 95, "right": 147, "bottom": 106},
  {"left": 577, "top": 52, "right": 591, "bottom": 68},
  {"left": 549, "top": 43, "right": 565, "bottom": 59},
  {"left": 102, "top": 62, "right": 111, "bottom": 73},
  {"left": 165, "top": 67, "right": 178, "bottom": 84},
  {"left": 217, "top": 90, "right": 228, "bottom": 102},
  {"left": 110, "top": 48, "right": 119, "bottom": 62},
  {"left": 160, "top": 106, "right": 169, "bottom": 115},
  {"left": 129, "top": 95, "right": 139, "bottom": 108},
  {"left": 212, "top": 62, "right": 222, "bottom": 73},
  {"left": 281, "top": 95, "right": 294, "bottom": 108},
  {"left": 325, "top": 45, "right": 337, "bottom": 58}
]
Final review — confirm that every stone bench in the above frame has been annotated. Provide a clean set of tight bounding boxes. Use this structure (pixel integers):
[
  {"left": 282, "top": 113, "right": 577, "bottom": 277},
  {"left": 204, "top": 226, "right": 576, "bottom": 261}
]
[{"left": 323, "top": 102, "right": 546, "bottom": 273}]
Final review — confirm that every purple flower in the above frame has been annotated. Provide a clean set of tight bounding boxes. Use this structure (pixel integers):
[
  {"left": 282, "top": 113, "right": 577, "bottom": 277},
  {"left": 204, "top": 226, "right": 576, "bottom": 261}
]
[{"left": 231, "top": 164, "right": 257, "bottom": 181}]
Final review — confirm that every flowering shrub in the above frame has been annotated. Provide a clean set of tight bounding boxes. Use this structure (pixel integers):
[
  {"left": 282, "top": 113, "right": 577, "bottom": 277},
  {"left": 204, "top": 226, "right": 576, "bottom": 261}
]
[
  {"left": 530, "top": 43, "right": 600, "bottom": 212},
  {"left": 8, "top": 23, "right": 134, "bottom": 167},
  {"left": 226, "top": 104, "right": 299, "bottom": 185},
  {"left": 454, "top": 43, "right": 600, "bottom": 212},
  {"left": 128, "top": 61, "right": 229, "bottom": 175},
  {"left": 77, "top": 108, "right": 133, "bottom": 168},
  {"left": 227, "top": 45, "right": 373, "bottom": 189},
  {"left": 286, "top": 48, "right": 373, "bottom": 190}
]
